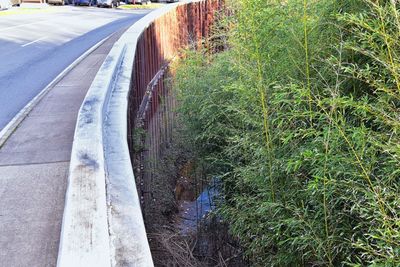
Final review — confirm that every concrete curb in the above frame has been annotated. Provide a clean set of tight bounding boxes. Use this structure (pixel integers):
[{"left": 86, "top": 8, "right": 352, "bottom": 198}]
[
  {"left": 0, "top": 34, "right": 111, "bottom": 149},
  {"left": 57, "top": 2, "right": 196, "bottom": 266}
]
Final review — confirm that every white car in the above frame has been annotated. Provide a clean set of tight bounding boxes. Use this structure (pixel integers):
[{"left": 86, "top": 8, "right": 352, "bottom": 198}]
[
  {"left": 97, "top": 0, "right": 119, "bottom": 7},
  {"left": 0, "top": 0, "right": 20, "bottom": 9}
]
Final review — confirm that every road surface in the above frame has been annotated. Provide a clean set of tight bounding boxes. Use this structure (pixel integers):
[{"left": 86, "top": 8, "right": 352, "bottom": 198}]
[
  {"left": 0, "top": 6, "right": 149, "bottom": 130},
  {"left": 0, "top": 7, "right": 150, "bottom": 267}
]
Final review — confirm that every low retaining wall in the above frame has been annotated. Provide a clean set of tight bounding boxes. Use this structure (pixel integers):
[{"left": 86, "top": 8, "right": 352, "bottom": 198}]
[{"left": 57, "top": 1, "right": 222, "bottom": 267}]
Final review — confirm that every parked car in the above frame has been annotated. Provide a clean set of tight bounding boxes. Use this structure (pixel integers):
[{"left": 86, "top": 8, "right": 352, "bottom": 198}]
[
  {"left": 0, "top": 0, "right": 20, "bottom": 9},
  {"left": 10, "top": 0, "right": 20, "bottom": 6},
  {"left": 48, "top": 0, "right": 65, "bottom": 5},
  {"left": 97, "top": 0, "right": 118, "bottom": 7},
  {"left": 74, "top": 0, "right": 95, "bottom": 5}
]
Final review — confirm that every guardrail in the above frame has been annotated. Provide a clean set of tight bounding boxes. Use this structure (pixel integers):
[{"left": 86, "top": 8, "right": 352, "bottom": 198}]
[{"left": 57, "top": 1, "right": 222, "bottom": 266}]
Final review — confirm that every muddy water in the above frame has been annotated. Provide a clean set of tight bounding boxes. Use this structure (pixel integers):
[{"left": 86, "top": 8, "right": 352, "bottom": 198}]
[
  {"left": 173, "top": 177, "right": 249, "bottom": 266},
  {"left": 175, "top": 178, "right": 220, "bottom": 234}
]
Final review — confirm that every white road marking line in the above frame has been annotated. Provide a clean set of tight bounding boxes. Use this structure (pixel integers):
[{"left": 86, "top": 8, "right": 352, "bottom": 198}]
[
  {"left": 0, "top": 20, "right": 49, "bottom": 32},
  {"left": 21, "top": 36, "right": 47, "bottom": 47}
]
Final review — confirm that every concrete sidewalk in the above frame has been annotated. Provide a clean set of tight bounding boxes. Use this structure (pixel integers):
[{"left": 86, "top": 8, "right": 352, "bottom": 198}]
[{"left": 0, "top": 29, "right": 126, "bottom": 267}]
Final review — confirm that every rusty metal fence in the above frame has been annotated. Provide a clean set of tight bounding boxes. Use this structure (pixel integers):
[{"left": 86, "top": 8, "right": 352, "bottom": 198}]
[{"left": 128, "top": 0, "right": 223, "bottom": 218}]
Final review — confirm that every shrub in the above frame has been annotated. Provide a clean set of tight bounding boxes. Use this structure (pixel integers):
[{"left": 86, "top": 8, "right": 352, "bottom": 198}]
[{"left": 173, "top": 0, "right": 400, "bottom": 266}]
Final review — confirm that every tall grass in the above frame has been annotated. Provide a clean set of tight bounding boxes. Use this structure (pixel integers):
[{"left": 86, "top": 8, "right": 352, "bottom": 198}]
[{"left": 173, "top": 0, "right": 400, "bottom": 265}]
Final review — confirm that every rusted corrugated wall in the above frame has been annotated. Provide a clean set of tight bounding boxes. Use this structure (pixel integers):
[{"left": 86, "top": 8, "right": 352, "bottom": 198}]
[{"left": 128, "top": 0, "right": 223, "bottom": 218}]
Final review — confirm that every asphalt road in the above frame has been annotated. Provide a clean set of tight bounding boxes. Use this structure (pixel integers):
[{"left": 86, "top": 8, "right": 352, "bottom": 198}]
[
  {"left": 0, "top": 25, "right": 130, "bottom": 267},
  {"left": 0, "top": 6, "right": 149, "bottom": 130}
]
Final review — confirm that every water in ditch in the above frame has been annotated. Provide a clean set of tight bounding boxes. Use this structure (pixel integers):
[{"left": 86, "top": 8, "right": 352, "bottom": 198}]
[{"left": 175, "top": 177, "right": 221, "bottom": 234}]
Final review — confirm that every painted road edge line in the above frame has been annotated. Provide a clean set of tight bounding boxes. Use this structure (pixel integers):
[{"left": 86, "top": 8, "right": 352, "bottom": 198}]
[{"left": 0, "top": 34, "right": 112, "bottom": 149}]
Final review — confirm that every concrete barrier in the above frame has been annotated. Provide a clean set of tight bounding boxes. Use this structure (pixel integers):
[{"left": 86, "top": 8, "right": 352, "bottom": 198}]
[{"left": 57, "top": 1, "right": 221, "bottom": 266}]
